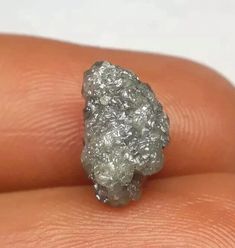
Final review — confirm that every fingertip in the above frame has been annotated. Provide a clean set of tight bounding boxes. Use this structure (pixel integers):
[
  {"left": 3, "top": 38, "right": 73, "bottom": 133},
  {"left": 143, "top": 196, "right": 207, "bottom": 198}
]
[{"left": 0, "top": 35, "right": 234, "bottom": 192}]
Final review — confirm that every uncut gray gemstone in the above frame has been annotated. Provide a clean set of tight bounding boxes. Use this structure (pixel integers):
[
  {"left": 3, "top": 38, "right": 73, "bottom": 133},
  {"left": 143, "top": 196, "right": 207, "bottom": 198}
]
[{"left": 81, "top": 61, "right": 169, "bottom": 206}]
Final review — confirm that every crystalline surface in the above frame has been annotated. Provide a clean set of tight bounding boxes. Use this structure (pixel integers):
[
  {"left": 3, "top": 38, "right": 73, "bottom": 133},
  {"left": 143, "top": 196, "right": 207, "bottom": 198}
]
[{"left": 81, "top": 61, "right": 169, "bottom": 206}]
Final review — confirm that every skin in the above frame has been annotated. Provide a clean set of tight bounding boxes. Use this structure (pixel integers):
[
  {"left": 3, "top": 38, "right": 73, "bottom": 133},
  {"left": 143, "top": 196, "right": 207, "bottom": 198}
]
[{"left": 0, "top": 35, "right": 234, "bottom": 248}]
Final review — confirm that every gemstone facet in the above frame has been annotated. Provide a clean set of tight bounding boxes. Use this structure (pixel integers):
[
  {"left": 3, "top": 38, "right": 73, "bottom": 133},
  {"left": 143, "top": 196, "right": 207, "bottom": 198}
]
[{"left": 81, "top": 61, "right": 169, "bottom": 206}]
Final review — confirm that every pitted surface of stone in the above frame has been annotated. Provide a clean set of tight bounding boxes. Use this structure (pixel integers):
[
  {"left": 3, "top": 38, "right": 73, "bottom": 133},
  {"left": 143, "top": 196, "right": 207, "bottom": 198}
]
[{"left": 81, "top": 61, "right": 169, "bottom": 206}]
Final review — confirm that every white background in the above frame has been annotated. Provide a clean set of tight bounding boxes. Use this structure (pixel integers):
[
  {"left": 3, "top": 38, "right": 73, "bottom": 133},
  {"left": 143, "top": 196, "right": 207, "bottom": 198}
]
[{"left": 0, "top": 0, "right": 234, "bottom": 85}]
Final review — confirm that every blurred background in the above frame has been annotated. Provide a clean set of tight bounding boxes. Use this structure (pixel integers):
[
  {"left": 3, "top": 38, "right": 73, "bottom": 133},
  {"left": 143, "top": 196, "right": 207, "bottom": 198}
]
[{"left": 0, "top": 0, "right": 234, "bottom": 85}]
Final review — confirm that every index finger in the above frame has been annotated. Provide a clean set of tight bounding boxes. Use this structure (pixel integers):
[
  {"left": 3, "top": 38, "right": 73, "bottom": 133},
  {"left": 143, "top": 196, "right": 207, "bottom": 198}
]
[{"left": 0, "top": 35, "right": 234, "bottom": 192}]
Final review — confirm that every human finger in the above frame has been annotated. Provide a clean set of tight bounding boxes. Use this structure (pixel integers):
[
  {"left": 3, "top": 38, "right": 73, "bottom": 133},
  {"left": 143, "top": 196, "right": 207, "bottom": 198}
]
[
  {"left": 0, "top": 35, "right": 234, "bottom": 192},
  {"left": 0, "top": 173, "right": 234, "bottom": 247}
]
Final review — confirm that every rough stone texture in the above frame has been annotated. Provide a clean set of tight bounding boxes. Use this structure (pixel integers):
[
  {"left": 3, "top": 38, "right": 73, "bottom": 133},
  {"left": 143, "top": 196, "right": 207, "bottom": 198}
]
[{"left": 81, "top": 61, "right": 169, "bottom": 206}]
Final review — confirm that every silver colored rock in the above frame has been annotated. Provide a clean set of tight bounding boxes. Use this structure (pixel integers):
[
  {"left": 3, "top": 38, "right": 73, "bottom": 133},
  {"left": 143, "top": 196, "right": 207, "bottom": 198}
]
[{"left": 81, "top": 61, "right": 169, "bottom": 206}]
